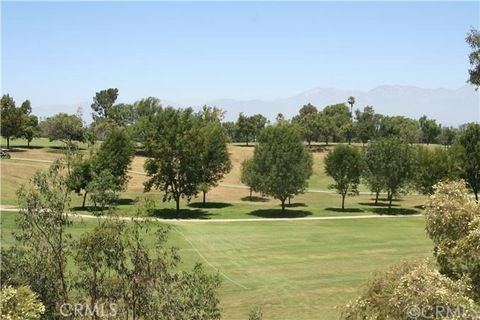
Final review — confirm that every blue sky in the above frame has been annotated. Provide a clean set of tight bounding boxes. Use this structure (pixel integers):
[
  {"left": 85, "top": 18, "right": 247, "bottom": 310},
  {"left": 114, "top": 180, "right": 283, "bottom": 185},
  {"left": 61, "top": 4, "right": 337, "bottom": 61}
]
[{"left": 2, "top": 1, "right": 479, "bottom": 108}]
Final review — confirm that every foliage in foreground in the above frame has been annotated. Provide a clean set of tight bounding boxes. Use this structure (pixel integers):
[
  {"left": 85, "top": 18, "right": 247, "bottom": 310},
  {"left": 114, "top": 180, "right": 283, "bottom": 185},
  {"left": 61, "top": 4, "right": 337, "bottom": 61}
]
[
  {"left": 341, "top": 260, "right": 477, "bottom": 320},
  {"left": 425, "top": 180, "right": 480, "bottom": 301},
  {"left": 0, "top": 286, "right": 45, "bottom": 320},
  {"left": 1, "top": 161, "right": 222, "bottom": 320}
]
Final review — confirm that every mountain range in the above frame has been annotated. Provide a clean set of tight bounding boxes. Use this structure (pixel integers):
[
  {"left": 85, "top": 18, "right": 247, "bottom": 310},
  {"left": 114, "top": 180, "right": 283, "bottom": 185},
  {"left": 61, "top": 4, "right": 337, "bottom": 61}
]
[{"left": 37, "top": 84, "right": 479, "bottom": 126}]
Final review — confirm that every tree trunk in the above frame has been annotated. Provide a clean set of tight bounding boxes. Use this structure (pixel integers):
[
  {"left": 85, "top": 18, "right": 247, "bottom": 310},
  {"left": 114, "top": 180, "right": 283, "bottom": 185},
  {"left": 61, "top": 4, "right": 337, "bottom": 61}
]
[
  {"left": 6, "top": 136, "right": 9, "bottom": 149},
  {"left": 288, "top": 196, "right": 291, "bottom": 205},
  {"left": 175, "top": 198, "right": 180, "bottom": 215},
  {"left": 27, "top": 140, "right": 31, "bottom": 148},
  {"left": 249, "top": 188, "right": 252, "bottom": 198},
  {"left": 202, "top": 191, "right": 206, "bottom": 205},
  {"left": 475, "top": 190, "right": 478, "bottom": 202},
  {"left": 374, "top": 191, "right": 379, "bottom": 206},
  {"left": 342, "top": 193, "right": 346, "bottom": 210},
  {"left": 388, "top": 194, "right": 393, "bottom": 211},
  {"left": 281, "top": 199, "right": 286, "bottom": 212},
  {"left": 82, "top": 191, "right": 88, "bottom": 208}
]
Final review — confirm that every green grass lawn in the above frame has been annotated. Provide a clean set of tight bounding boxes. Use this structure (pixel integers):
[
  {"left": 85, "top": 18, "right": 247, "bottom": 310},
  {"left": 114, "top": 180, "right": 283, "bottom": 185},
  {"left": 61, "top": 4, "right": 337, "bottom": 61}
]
[
  {"left": 0, "top": 140, "right": 434, "bottom": 319},
  {"left": 1, "top": 211, "right": 432, "bottom": 319}
]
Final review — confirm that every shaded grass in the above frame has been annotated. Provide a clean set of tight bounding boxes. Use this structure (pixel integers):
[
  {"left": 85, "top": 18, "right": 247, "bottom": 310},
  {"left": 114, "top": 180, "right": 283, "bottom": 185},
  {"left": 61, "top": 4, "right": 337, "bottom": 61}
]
[{"left": 248, "top": 209, "right": 312, "bottom": 218}]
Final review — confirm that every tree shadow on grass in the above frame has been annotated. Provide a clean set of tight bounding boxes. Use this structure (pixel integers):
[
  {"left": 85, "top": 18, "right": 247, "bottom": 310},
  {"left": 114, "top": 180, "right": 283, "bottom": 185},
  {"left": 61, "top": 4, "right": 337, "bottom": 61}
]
[
  {"left": 241, "top": 196, "right": 269, "bottom": 202},
  {"left": 248, "top": 209, "right": 312, "bottom": 218},
  {"left": 285, "top": 203, "right": 307, "bottom": 208},
  {"left": 325, "top": 207, "right": 364, "bottom": 213},
  {"left": 148, "top": 208, "right": 213, "bottom": 220},
  {"left": 371, "top": 207, "right": 419, "bottom": 216},
  {"left": 115, "top": 198, "right": 136, "bottom": 206},
  {"left": 414, "top": 205, "right": 425, "bottom": 210},
  {"left": 358, "top": 202, "right": 400, "bottom": 207},
  {"left": 188, "top": 202, "right": 232, "bottom": 209},
  {"left": 71, "top": 206, "right": 107, "bottom": 214}
]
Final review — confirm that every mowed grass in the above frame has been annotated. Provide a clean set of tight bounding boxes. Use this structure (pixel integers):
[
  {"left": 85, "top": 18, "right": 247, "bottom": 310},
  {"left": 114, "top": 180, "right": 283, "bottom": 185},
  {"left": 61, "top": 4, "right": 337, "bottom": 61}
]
[
  {"left": 0, "top": 138, "right": 427, "bottom": 218},
  {"left": 0, "top": 211, "right": 432, "bottom": 319}
]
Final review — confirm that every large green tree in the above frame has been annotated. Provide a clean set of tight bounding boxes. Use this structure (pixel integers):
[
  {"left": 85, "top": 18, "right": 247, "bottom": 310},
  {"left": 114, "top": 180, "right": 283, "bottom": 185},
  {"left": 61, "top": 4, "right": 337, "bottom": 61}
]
[
  {"left": 249, "top": 123, "right": 313, "bottom": 211},
  {"left": 378, "top": 116, "right": 419, "bottom": 143},
  {"left": 91, "top": 88, "right": 119, "bottom": 120},
  {"left": 40, "top": 113, "right": 85, "bottom": 146},
  {"left": 66, "top": 128, "right": 134, "bottom": 209},
  {"left": 324, "top": 145, "right": 364, "bottom": 210},
  {"left": 236, "top": 113, "right": 267, "bottom": 146},
  {"left": 241, "top": 158, "right": 261, "bottom": 198},
  {"left": 22, "top": 115, "right": 40, "bottom": 148},
  {"left": 143, "top": 108, "right": 205, "bottom": 213},
  {"left": 364, "top": 138, "right": 414, "bottom": 209},
  {"left": 419, "top": 115, "right": 441, "bottom": 145},
  {"left": 466, "top": 28, "right": 480, "bottom": 87},
  {"left": 413, "top": 146, "right": 458, "bottom": 195},
  {"left": 292, "top": 103, "right": 320, "bottom": 146},
  {"left": 1, "top": 94, "right": 26, "bottom": 149},
  {"left": 197, "top": 121, "right": 232, "bottom": 204},
  {"left": 354, "top": 106, "right": 379, "bottom": 145},
  {"left": 319, "top": 103, "right": 351, "bottom": 143},
  {"left": 456, "top": 123, "right": 480, "bottom": 200}
]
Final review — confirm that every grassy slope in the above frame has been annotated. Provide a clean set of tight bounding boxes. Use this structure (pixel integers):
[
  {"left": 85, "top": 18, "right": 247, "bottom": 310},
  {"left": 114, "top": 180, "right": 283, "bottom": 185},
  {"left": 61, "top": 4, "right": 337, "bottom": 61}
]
[{"left": 1, "top": 211, "right": 432, "bottom": 319}]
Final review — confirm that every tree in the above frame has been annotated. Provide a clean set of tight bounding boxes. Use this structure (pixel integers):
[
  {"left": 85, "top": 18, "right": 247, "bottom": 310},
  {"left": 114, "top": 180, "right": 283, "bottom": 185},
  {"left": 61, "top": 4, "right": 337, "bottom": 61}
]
[
  {"left": 0, "top": 286, "right": 45, "bottom": 320},
  {"left": 40, "top": 113, "right": 85, "bottom": 146},
  {"left": 347, "top": 96, "right": 355, "bottom": 120},
  {"left": 236, "top": 113, "right": 267, "bottom": 146},
  {"left": 22, "top": 115, "right": 40, "bottom": 148},
  {"left": 354, "top": 106, "right": 379, "bottom": 145},
  {"left": 249, "top": 123, "right": 313, "bottom": 211},
  {"left": 222, "top": 121, "right": 238, "bottom": 142},
  {"left": 241, "top": 158, "right": 260, "bottom": 198},
  {"left": 324, "top": 145, "right": 364, "bottom": 210},
  {"left": 73, "top": 216, "right": 221, "bottom": 320},
  {"left": 419, "top": 115, "right": 441, "bottom": 145},
  {"left": 413, "top": 146, "right": 458, "bottom": 195},
  {"left": 197, "top": 121, "right": 232, "bottom": 204},
  {"left": 378, "top": 116, "right": 419, "bottom": 143},
  {"left": 438, "top": 126, "right": 457, "bottom": 147},
  {"left": 237, "top": 113, "right": 254, "bottom": 146},
  {"left": 341, "top": 260, "right": 477, "bottom": 320},
  {"left": 1, "top": 94, "right": 26, "bottom": 149},
  {"left": 364, "top": 138, "right": 414, "bottom": 209},
  {"left": 143, "top": 108, "right": 205, "bottom": 213},
  {"left": 66, "top": 128, "right": 134, "bottom": 210},
  {"left": 91, "top": 128, "right": 135, "bottom": 191},
  {"left": 456, "top": 123, "right": 480, "bottom": 200},
  {"left": 424, "top": 180, "right": 480, "bottom": 301},
  {"left": 91, "top": 88, "right": 119, "bottom": 120},
  {"left": 292, "top": 103, "right": 320, "bottom": 146},
  {"left": 466, "top": 28, "right": 480, "bottom": 87},
  {"left": 12, "top": 160, "right": 73, "bottom": 318},
  {"left": 20, "top": 99, "right": 32, "bottom": 115},
  {"left": 66, "top": 156, "right": 92, "bottom": 208},
  {"left": 319, "top": 103, "right": 351, "bottom": 143}
]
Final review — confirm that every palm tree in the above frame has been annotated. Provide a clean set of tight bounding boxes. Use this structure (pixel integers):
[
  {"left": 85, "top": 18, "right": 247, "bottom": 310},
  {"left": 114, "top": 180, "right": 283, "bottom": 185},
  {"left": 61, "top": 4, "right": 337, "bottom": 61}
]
[{"left": 347, "top": 96, "right": 355, "bottom": 120}]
